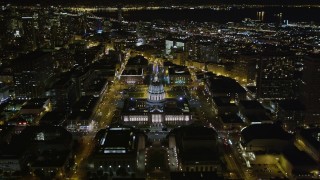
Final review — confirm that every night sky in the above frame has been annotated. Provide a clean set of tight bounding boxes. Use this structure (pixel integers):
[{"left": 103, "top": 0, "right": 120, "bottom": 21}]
[{"left": 2, "top": 0, "right": 320, "bottom": 6}]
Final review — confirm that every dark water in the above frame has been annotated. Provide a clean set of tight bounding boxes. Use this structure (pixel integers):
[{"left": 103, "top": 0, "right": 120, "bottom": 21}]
[{"left": 93, "top": 7, "right": 320, "bottom": 23}]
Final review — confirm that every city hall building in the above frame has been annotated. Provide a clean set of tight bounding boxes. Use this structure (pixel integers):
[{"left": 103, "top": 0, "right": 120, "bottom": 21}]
[{"left": 121, "top": 66, "right": 192, "bottom": 127}]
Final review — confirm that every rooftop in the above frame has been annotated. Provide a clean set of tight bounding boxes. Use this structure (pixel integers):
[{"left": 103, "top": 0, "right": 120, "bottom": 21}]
[
  {"left": 299, "top": 128, "right": 320, "bottom": 152},
  {"left": 21, "top": 98, "right": 49, "bottom": 110},
  {"left": 171, "top": 124, "right": 219, "bottom": 163},
  {"left": 170, "top": 172, "right": 223, "bottom": 180},
  {"left": 72, "top": 96, "right": 98, "bottom": 112},
  {"left": 283, "top": 145, "right": 318, "bottom": 167},
  {"left": 122, "top": 98, "right": 148, "bottom": 113},
  {"left": 245, "top": 114, "right": 271, "bottom": 123},
  {"left": 241, "top": 124, "right": 292, "bottom": 145},
  {"left": 168, "top": 66, "right": 191, "bottom": 75},
  {"left": 239, "top": 100, "right": 265, "bottom": 110},
  {"left": 121, "top": 68, "right": 143, "bottom": 75},
  {"left": 178, "top": 125, "right": 218, "bottom": 141},
  {"left": 212, "top": 97, "right": 237, "bottom": 107},
  {"left": 31, "top": 150, "right": 70, "bottom": 168},
  {"left": 17, "top": 125, "right": 72, "bottom": 145},
  {"left": 220, "top": 114, "right": 244, "bottom": 124},
  {"left": 277, "top": 100, "right": 306, "bottom": 111},
  {"left": 102, "top": 129, "right": 132, "bottom": 148},
  {"left": 40, "top": 111, "right": 66, "bottom": 126},
  {"left": 207, "top": 77, "right": 246, "bottom": 94},
  {"left": 96, "top": 125, "right": 141, "bottom": 154},
  {"left": 126, "top": 55, "right": 148, "bottom": 66},
  {"left": 122, "top": 98, "right": 190, "bottom": 114}
]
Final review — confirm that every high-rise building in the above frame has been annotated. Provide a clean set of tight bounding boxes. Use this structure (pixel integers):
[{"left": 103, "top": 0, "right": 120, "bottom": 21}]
[
  {"left": 12, "top": 51, "right": 54, "bottom": 99},
  {"left": 49, "top": 72, "right": 77, "bottom": 113},
  {"left": 232, "top": 55, "right": 257, "bottom": 85},
  {"left": 256, "top": 54, "right": 298, "bottom": 100},
  {"left": 300, "top": 55, "right": 320, "bottom": 125},
  {"left": 21, "top": 15, "right": 38, "bottom": 51},
  {"left": 199, "top": 43, "right": 219, "bottom": 63},
  {"left": 165, "top": 39, "right": 185, "bottom": 55},
  {"left": 117, "top": 6, "right": 124, "bottom": 22}
]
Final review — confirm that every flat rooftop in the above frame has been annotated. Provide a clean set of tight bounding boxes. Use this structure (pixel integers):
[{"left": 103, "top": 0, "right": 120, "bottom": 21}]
[
  {"left": 96, "top": 125, "right": 141, "bottom": 154},
  {"left": 239, "top": 100, "right": 265, "bottom": 110},
  {"left": 241, "top": 124, "right": 292, "bottom": 145},
  {"left": 126, "top": 55, "right": 148, "bottom": 66},
  {"left": 31, "top": 150, "right": 70, "bottom": 168},
  {"left": 121, "top": 68, "right": 143, "bottom": 75},
  {"left": 170, "top": 172, "right": 223, "bottom": 180},
  {"left": 102, "top": 128, "right": 132, "bottom": 148},
  {"left": 172, "top": 125, "right": 220, "bottom": 163},
  {"left": 277, "top": 100, "right": 305, "bottom": 111},
  {"left": 208, "top": 77, "right": 246, "bottom": 94},
  {"left": 212, "top": 97, "right": 237, "bottom": 107},
  {"left": 72, "top": 96, "right": 98, "bottom": 112},
  {"left": 168, "top": 66, "right": 191, "bottom": 75},
  {"left": 220, "top": 114, "right": 244, "bottom": 124},
  {"left": 21, "top": 98, "right": 49, "bottom": 109}
]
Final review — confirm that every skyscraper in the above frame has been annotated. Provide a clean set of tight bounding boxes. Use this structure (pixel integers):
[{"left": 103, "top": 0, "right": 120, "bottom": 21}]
[
  {"left": 300, "top": 55, "right": 320, "bottom": 125},
  {"left": 256, "top": 54, "right": 297, "bottom": 100},
  {"left": 12, "top": 51, "right": 54, "bottom": 99}
]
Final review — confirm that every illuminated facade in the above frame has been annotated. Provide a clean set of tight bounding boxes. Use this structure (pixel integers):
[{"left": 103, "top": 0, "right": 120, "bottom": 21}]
[
  {"left": 167, "top": 65, "right": 192, "bottom": 85},
  {"left": 147, "top": 74, "right": 165, "bottom": 103},
  {"left": 120, "top": 55, "right": 148, "bottom": 85},
  {"left": 239, "top": 124, "right": 292, "bottom": 167},
  {"left": 121, "top": 65, "right": 192, "bottom": 127},
  {"left": 165, "top": 39, "right": 185, "bottom": 55}
]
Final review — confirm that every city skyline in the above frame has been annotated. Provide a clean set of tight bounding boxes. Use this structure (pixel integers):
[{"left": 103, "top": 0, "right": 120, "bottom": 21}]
[
  {"left": 0, "top": 2, "right": 319, "bottom": 180},
  {"left": 2, "top": 0, "right": 320, "bottom": 6}
]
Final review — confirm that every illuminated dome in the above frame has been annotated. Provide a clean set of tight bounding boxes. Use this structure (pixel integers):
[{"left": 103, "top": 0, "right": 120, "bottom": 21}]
[{"left": 147, "top": 74, "right": 165, "bottom": 102}]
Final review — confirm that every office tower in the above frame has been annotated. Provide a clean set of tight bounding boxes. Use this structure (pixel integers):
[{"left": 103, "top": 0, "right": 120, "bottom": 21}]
[
  {"left": 12, "top": 51, "right": 54, "bottom": 99},
  {"left": 165, "top": 39, "right": 185, "bottom": 55},
  {"left": 49, "top": 72, "right": 77, "bottom": 112},
  {"left": 256, "top": 54, "right": 297, "bottom": 100},
  {"left": 300, "top": 55, "right": 320, "bottom": 125},
  {"left": 21, "top": 14, "right": 38, "bottom": 51}
]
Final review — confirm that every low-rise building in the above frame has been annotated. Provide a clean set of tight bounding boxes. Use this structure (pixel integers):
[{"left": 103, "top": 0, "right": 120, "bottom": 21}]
[
  {"left": 205, "top": 76, "right": 247, "bottom": 102},
  {"left": 240, "top": 124, "right": 292, "bottom": 153},
  {"left": 168, "top": 125, "right": 222, "bottom": 174},
  {"left": 238, "top": 100, "right": 271, "bottom": 124},
  {"left": 239, "top": 124, "right": 293, "bottom": 168},
  {"left": 218, "top": 114, "right": 245, "bottom": 132},
  {"left": 0, "top": 126, "right": 73, "bottom": 179},
  {"left": 212, "top": 97, "right": 238, "bottom": 116},
  {"left": 19, "top": 98, "right": 51, "bottom": 116},
  {"left": 87, "top": 124, "right": 146, "bottom": 178},
  {"left": 120, "top": 55, "right": 149, "bottom": 85},
  {"left": 65, "top": 96, "right": 98, "bottom": 132},
  {"left": 167, "top": 65, "right": 192, "bottom": 85}
]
